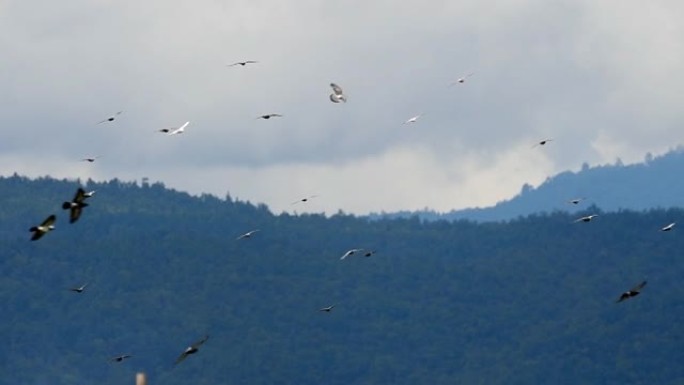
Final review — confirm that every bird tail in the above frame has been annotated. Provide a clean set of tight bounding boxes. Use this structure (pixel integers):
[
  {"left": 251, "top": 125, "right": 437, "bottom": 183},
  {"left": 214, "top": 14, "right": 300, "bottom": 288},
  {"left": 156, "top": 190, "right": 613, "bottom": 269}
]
[
  {"left": 62, "top": 202, "right": 72, "bottom": 209},
  {"left": 29, "top": 226, "right": 38, "bottom": 232}
]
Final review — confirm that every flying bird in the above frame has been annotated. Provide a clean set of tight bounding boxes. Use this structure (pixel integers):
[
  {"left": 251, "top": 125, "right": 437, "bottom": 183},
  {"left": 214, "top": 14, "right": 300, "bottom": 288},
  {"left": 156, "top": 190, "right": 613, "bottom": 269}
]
[
  {"left": 159, "top": 121, "right": 189, "bottom": 135},
  {"left": 574, "top": 214, "right": 599, "bottom": 223},
  {"left": 568, "top": 197, "right": 586, "bottom": 205},
  {"left": 227, "top": 60, "right": 258, "bottom": 67},
  {"left": 110, "top": 354, "right": 132, "bottom": 363},
  {"left": 291, "top": 195, "right": 318, "bottom": 205},
  {"left": 81, "top": 156, "right": 101, "bottom": 162},
  {"left": 450, "top": 73, "right": 474, "bottom": 85},
  {"left": 403, "top": 114, "right": 424, "bottom": 124},
  {"left": 29, "top": 214, "right": 56, "bottom": 241},
  {"left": 257, "top": 113, "right": 283, "bottom": 120},
  {"left": 97, "top": 111, "right": 123, "bottom": 124},
  {"left": 70, "top": 283, "right": 88, "bottom": 293},
  {"left": 660, "top": 222, "right": 676, "bottom": 232},
  {"left": 329, "top": 83, "right": 347, "bottom": 103},
  {"left": 319, "top": 304, "right": 336, "bottom": 312},
  {"left": 174, "top": 335, "right": 209, "bottom": 366},
  {"left": 616, "top": 281, "right": 647, "bottom": 303},
  {"left": 236, "top": 229, "right": 260, "bottom": 240},
  {"left": 533, "top": 139, "right": 553, "bottom": 148},
  {"left": 62, "top": 188, "right": 89, "bottom": 223},
  {"left": 340, "top": 248, "right": 364, "bottom": 260},
  {"left": 83, "top": 190, "right": 96, "bottom": 198}
]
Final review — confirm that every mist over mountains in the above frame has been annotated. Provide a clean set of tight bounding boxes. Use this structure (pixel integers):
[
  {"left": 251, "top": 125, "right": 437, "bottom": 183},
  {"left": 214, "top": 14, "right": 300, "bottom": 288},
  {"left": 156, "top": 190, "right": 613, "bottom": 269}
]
[{"left": 373, "top": 147, "right": 684, "bottom": 222}]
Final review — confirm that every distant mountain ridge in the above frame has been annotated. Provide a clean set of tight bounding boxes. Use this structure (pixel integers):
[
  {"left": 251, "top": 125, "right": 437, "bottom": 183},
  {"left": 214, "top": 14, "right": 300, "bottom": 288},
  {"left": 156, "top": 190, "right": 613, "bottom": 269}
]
[{"left": 372, "top": 147, "right": 684, "bottom": 222}]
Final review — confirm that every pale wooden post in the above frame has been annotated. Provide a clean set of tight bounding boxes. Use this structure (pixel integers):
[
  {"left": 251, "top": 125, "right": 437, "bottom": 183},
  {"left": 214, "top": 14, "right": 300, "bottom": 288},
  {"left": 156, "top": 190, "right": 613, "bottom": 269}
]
[{"left": 136, "top": 373, "right": 146, "bottom": 385}]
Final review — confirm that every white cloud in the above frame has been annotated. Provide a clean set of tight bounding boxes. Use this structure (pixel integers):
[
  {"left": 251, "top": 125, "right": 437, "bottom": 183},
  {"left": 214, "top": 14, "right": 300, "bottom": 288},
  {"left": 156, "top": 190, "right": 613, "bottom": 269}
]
[{"left": 1, "top": 0, "right": 683, "bottom": 214}]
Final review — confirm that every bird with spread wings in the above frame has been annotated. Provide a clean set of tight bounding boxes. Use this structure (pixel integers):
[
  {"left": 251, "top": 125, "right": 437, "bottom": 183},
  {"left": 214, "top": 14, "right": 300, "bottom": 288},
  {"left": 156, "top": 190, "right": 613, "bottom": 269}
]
[
  {"left": 174, "top": 335, "right": 209, "bottom": 366},
  {"left": 62, "top": 187, "right": 89, "bottom": 223}
]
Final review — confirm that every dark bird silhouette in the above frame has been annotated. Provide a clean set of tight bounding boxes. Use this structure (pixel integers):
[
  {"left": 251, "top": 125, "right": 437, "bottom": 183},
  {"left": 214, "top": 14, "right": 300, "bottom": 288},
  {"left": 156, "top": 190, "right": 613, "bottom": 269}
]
[
  {"left": 532, "top": 139, "right": 553, "bottom": 148},
  {"left": 110, "top": 354, "right": 132, "bottom": 362},
  {"left": 257, "top": 113, "right": 283, "bottom": 120},
  {"left": 319, "top": 304, "right": 335, "bottom": 312},
  {"left": 97, "top": 111, "right": 122, "bottom": 124},
  {"left": 62, "top": 188, "right": 89, "bottom": 223},
  {"left": 450, "top": 73, "right": 474, "bottom": 85},
  {"left": 81, "top": 156, "right": 101, "bottom": 162},
  {"left": 174, "top": 335, "right": 209, "bottom": 366},
  {"left": 29, "top": 214, "right": 56, "bottom": 241},
  {"left": 291, "top": 195, "right": 318, "bottom": 205},
  {"left": 364, "top": 250, "right": 377, "bottom": 257},
  {"left": 70, "top": 283, "right": 88, "bottom": 293},
  {"left": 228, "top": 61, "right": 258, "bottom": 67},
  {"left": 568, "top": 197, "right": 586, "bottom": 205},
  {"left": 616, "top": 281, "right": 647, "bottom": 303}
]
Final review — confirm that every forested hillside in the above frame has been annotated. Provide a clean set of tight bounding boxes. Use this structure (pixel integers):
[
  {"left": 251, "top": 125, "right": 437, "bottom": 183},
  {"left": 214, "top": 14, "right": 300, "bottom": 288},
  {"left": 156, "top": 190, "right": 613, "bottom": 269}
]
[
  {"left": 378, "top": 147, "right": 684, "bottom": 222},
  {"left": 1, "top": 174, "right": 683, "bottom": 385}
]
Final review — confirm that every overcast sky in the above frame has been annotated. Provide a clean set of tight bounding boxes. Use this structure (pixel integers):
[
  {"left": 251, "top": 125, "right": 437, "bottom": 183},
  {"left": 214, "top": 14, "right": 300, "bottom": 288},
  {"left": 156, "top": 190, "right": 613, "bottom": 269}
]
[{"left": 1, "top": 0, "right": 683, "bottom": 215}]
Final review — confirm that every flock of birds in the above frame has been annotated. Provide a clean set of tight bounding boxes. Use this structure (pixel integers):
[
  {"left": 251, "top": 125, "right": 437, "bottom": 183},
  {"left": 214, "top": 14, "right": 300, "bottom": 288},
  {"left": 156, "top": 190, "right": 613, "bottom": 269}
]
[
  {"left": 22, "top": 59, "right": 670, "bottom": 373},
  {"left": 26, "top": 183, "right": 217, "bottom": 365}
]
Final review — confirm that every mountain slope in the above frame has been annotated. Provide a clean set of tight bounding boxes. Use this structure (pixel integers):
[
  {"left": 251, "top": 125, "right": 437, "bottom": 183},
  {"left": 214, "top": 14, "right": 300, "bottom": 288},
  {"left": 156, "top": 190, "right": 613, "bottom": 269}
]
[{"left": 0, "top": 174, "right": 683, "bottom": 385}]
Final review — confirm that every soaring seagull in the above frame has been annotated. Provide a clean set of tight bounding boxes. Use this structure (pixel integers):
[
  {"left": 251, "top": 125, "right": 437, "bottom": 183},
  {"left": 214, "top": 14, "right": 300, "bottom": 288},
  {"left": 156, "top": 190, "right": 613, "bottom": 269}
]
[
  {"left": 29, "top": 214, "right": 56, "bottom": 241},
  {"left": 159, "top": 121, "right": 189, "bottom": 135},
  {"left": 616, "top": 281, "right": 647, "bottom": 303},
  {"left": 403, "top": 114, "right": 424, "bottom": 124},
  {"left": 174, "top": 335, "right": 209, "bottom": 366},
  {"left": 568, "top": 197, "right": 586, "bottom": 205},
  {"left": 97, "top": 111, "right": 123, "bottom": 124},
  {"left": 257, "top": 113, "right": 283, "bottom": 120},
  {"left": 227, "top": 61, "right": 258, "bottom": 67},
  {"left": 62, "top": 188, "right": 89, "bottom": 223},
  {"left": 319, "top": 304, "right": 336, "bottom": 312},
  {"left": 574, "top": 214, "right": 599, "bottom": 223},
  {"left": 110, "top": 354, "right": 132, "bottom": 363},
  {"left": 329, "top": 83, "right": 347, "bottom": 103},
  {"left": 236, "top": 229, "right": 260, "bottom": 240},
  {"left": 340, "top": 248, "right": 364, "bottom": 260},
  {"left": 660, "top": 222, "right": 676, "bottom": 232},
  {"left": 70, "top": 283, "right": 88, "bottom": 293}
]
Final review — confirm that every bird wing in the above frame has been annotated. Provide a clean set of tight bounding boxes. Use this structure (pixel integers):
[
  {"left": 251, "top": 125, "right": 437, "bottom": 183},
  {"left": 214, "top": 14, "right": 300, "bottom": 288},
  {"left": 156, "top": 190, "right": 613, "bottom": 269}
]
[
  {"left": 631, "top": 281, "right": 647, "bottom": 292},
  {"left": 41, "top": 214, "right": 57, "bottom": 227},
  {"left": 191, "top": 335, "right": 209, "bottom": 349},
  {"left": 73, "top": 188, "right": 87, "bottom": 203},
  {"left": 70, "top": 205, "right": 83, "bottom": 223},
  {"left": 31, "top": 230, "right": 44, "bottom": 241},
  {"left": 174, "top": 352, "right": 189, "bottom": 365},
  {"left": 170, "top": 121, "right": 189, "bottom": 135},
  {"left": 662, "top": 222, "right": 675, "bottom": 230},
  {"left": 340, "top": 249, "right": 361, "bottom": 260},
  {"left": 330, "top": 83, "right": 344, "bottom": 95}
]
